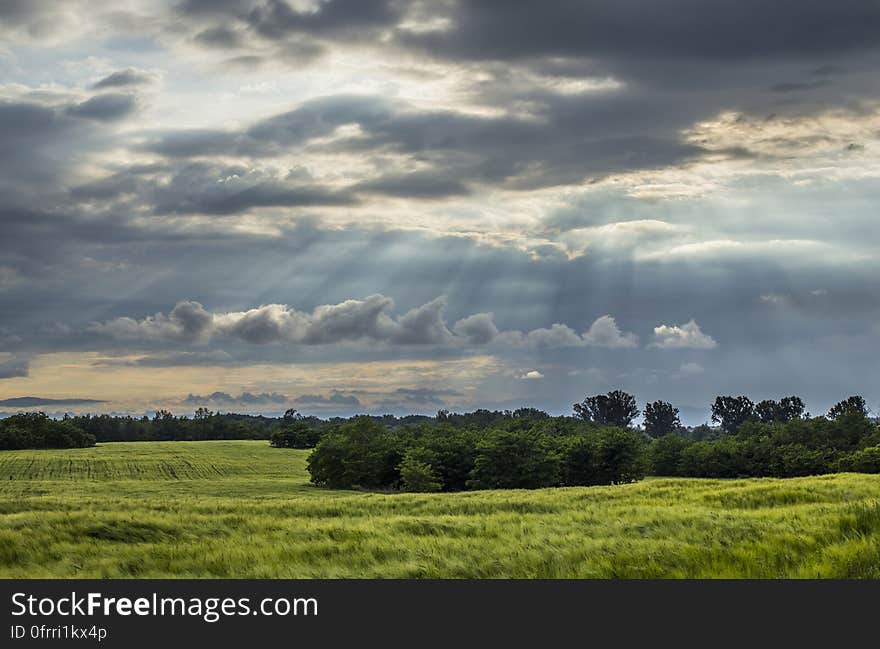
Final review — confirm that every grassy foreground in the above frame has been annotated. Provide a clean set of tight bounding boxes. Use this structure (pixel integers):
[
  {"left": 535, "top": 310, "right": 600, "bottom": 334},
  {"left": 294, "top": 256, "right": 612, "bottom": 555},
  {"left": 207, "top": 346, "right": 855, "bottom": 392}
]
[{"left": 0, "top": 441, "right": 878, "bottom": 578}]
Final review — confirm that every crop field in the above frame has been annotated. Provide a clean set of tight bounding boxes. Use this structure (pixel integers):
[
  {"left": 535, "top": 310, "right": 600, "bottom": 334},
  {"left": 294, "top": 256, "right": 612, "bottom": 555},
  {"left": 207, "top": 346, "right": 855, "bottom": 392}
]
[{"left": 0, "top": 441, "right": 878, "bottom": 578}]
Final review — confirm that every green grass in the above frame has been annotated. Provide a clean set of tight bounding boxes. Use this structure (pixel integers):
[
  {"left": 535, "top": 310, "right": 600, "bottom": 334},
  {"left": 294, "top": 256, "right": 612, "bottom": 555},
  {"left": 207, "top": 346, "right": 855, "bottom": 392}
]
[{"left": 0, "top": 441, "right": 878, "bottom": 578}]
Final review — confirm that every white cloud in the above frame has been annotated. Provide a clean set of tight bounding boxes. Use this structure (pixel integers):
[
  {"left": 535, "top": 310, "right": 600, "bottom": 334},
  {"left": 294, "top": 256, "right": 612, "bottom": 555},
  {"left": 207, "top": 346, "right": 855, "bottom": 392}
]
[
  {"left": 93, "top": 298, "right": 643, "bottom": 352},
  {"left": 453, "top": 312, "right": 499, "bottom": 344},
  {"left": 581, "top": 315, "right": 639, "bottom": 348},
  {"left": 519, "top": 370, "right": 544, "bottom": 380},
  {"left": 650, "top": 320, "right": 717, "bottom": 349},
  {"left": 523, "top": 324, "right": 583, "bottom": 348},
  {"left": 509, "top": 316, "right": 638, "bottom": 349},
  {"left": 90, "top": 301, "right": 214, "bottom": 343}
]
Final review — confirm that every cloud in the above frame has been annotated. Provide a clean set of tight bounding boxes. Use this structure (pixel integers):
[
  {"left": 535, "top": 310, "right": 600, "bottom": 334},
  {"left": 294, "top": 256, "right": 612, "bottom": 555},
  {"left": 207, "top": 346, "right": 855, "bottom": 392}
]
[
  {"left": 397, "top": 1, "right": 880, "bottom": 62},
  {"left": 183, "top": 391, "right": 288, "bottom": 406},
  {"left": 581, "top": 315, "right": 639, "bottom": 348},
  {"left": 0, "top": 396, "right": 105, "bottom": 407},
  {"left": 4, "top": 1, "right": 880, "bottom": 419},
  {"left": 523, "top": 324, "right": 583, "bottom": 348},
  {"left": 354, "top": 172, "right": 471, "bottom": 199},
  {"left": 149, "top": 164, "right": 358, "bottom": 215},
  {"left": 93, "top": 295, "right": 448, "bottom": 346},
  {"left": 94, "top": 350, "right": 235, "bottom": 367},
  {"left": 91, "top": 301, "right": 214, "bottom": 343},
  {"left": 519, "top": 370, "right": 544, "bottom": 380},
  {"left": 511, "top": 316, "right": 638, "bottom": 349},
  {"left": 0, "top": 356, "right": 29, "bottom": 379},
  {"left": 138, "top": 91, "right": 704, "bottom": 195},
  {"left": 89, "top": 294, "right": 648, "bottom": 352},
  {"left": 453, "top": 312, "right": 499, "bottom": 345},
  {"left": 392, "top": 296, "right": 455, "bottom": 344},
  {"left": 92, "top": 69, "right": 156, "bottom": 90},
  {"left": 651, "top": 320, "right": 718, "bottom": 349},
  {"left": 65, "top": 94, "right": 137, "bottom": 121}
]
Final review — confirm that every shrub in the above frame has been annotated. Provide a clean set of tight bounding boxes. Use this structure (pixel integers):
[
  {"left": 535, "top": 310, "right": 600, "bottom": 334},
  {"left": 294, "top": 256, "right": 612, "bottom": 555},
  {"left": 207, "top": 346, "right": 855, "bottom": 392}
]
[
  {"left": 839, "top": 446, "right": 880, "bottom": 473},
  {"left": 590, "top": 427, "right": 647, "bottom": 484},
  {"left": 467, "top": 429, "right": 561, "bottom": 490},
  {"left": 649, "top": 434, "right": 693, "bottom": 476},
  {"left": 307, "top": 418, "right": 401, "bottom": 489},
  {"left": 557, "top": 435, "right": 596, "bottom": 486},
  {"left": 270, "top": 421, "right": 321, "bottom": 448},
  {"left": 399, "top": 448, "right": 443, "bottom": 492}
]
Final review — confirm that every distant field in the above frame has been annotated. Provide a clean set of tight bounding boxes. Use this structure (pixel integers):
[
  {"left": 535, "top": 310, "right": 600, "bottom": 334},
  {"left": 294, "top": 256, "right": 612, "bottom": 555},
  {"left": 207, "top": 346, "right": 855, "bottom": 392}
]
[{"left": 1, "top": 441, "right": 878, "bottom": 578}]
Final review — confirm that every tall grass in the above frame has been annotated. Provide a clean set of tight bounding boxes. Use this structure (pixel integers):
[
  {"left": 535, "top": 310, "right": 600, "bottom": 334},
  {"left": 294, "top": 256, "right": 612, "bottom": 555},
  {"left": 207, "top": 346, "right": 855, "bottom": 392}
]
[{"left": 0, "top": 441, "right": 878, "bottom": 578}]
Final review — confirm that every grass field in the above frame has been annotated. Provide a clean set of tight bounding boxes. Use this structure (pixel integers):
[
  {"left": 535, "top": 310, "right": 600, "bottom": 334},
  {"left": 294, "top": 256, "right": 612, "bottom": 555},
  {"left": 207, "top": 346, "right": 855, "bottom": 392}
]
[{"left": 0, "top": 441, "right": 878, "bottom": 578}]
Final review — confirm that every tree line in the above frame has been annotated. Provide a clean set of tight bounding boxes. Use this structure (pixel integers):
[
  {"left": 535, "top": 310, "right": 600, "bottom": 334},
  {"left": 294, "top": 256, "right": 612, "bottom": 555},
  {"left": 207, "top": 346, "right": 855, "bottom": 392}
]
[
  {"left": 298, "top": 391, "right": 879, "bottom": 490},
  {"left": 2, "top": 392, "right": 878, "bottom": 489},
  {"left": 305, "top": 416, "right": 646, "bottom": 491},
  {"left": 0, "top": 412, "right": 96, "bottom": 450}
]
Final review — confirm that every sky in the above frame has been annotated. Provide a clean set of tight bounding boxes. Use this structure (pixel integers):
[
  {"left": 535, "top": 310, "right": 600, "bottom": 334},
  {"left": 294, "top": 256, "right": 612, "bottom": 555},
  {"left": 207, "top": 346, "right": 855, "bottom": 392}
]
[{"left": 1, "top": 0, "right": 879, "bottom": 423}]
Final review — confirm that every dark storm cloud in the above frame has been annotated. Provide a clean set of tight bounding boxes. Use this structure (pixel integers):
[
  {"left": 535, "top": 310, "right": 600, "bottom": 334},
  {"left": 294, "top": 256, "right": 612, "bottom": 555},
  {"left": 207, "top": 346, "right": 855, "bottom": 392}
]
[
  {"left": 0, "top": 101, "right": 80, "bottom": 185},
  {"left": 354, "top": 172, "right": 470, "bottom": 198},
  {"left": 92, "top": 69, "right": 156, "bottom": 90},
  {"left": 397, "top": 0, "right": 880, "bottom": 62},
  {"left": 67, "top": 161, "right": 356, "bottom": 216},
  {"left": 172, "top": 0, "right": 403, "bottom": 67},
  {"left": 770, "top": 80, "right": 830, "bottom": 93},
  {"left": 2, "top": 1, "right": 880, "bottom": 417},
  {"left": 0, "top": 0, "right": 34, "bottom": 21},
  {"left": 142, "top": 129, "right": 241, "bottom": 158},
  {"left": 168, "top": 1, "right": 880, "bottom": 64},
  {"left": 0, "top": 0, "right": 71, "bottom": 37},
  {"left": 140, "top": 95, "right": 393, "bottom": 158},
  {"left": 65, "top": 94, "right": 138, "bottom": 122},
  {"left": 194, "top": 26, "right": 245, "bottom": 49},
  {"left": 148, "top": 163, "right": 357, "bottom": 215},
  {"left": 141, "top": 92, "right": 707, "bottom": 193},
  {"left": 2, "top": 211, "right": 879, "bottom": 415},
  {"left": 4, "top": 214, "right": 876, "bottom": 356}
]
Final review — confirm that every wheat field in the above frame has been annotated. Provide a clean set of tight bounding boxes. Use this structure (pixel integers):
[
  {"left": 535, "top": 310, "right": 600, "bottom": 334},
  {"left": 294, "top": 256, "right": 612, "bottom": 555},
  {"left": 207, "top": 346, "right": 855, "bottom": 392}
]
[{"left": 0, "top": 441, "right": 878, "bottom": 578}]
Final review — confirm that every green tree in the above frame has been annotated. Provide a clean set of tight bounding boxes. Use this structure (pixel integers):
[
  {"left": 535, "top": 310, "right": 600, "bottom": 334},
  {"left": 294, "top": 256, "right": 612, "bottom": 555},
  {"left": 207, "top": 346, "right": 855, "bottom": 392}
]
[
  {"left": 839, "top": 446, "right": 880, "bottom": 473},
  {"left": 556, "top": 435, "right": 596, "bottom": 486},
  {"left": 574, "top": 390, "right": 639, "bottom": 427},
  {"left": 649, "top": 434, "right": 692, "bottom": 475},
  {"left": 590, "top": 427, "right": 647, "bottom": 484},
  {"left": 467, "top": 429, "right": 561, "bottom": 489},
  {"left": 307, "top": 417, "right": 400, "bottom": 489},
  {"left": 711, "top": 396, "right": 756, "bottom": 435},
  {"left": 756, "top": 396, "right": 805, "bottom": 423},
  {"left": 270, "top": 420, "right": 321, "bottom": 448},
  {"left": 828, "top": 395, "right": 868, "bottom": 420},
  {"left": 398, "top": 448, "right": 443, "bottom": 492},
  {"left": 643, "top": 400, "right": 681, "bottom": 438}
]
